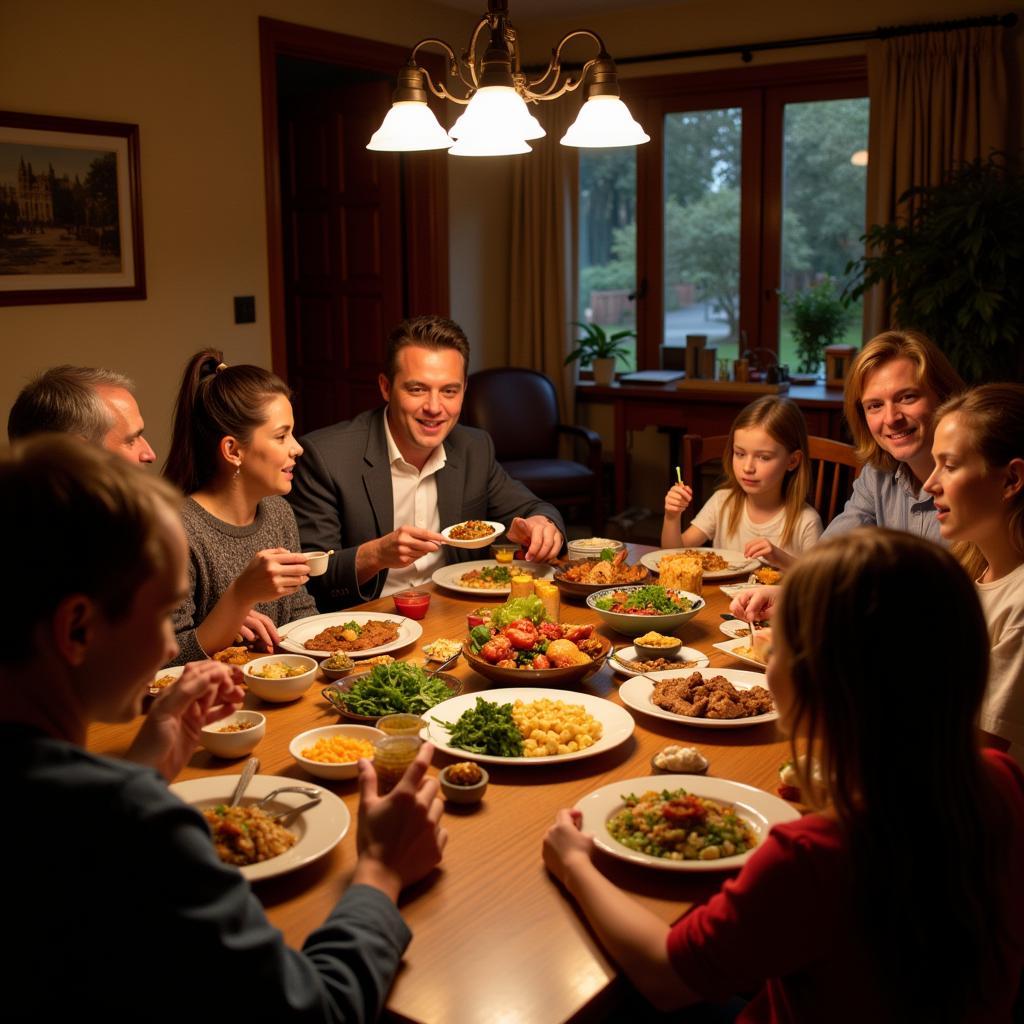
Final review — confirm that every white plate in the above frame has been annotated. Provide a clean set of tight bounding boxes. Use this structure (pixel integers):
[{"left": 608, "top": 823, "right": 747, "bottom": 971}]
[
  {"left": 431, "top": 559, "right": 554, "bottom": 596},
  {"left": 640, "top": 547, "right": 760, "bottom": 580},
  {"left": 608, "top": 645, "right": 709, "bottom": 678},
  {"left": 718, "top": 578, "right": 773, "bottom": 598},
  {"left": 719, "top": 619, "right": 761, "bottom": 639},
  {"left": 425, "top": 686, "right": 634, "bottom": 766},
  {"left": 618, "top": 667, "right": 777, "bottom": 728},
  {"left": 579, "top": 774, "right": 799, "bottom": 872},
  {"left": 440, "top": 520, "right": 506, "bottom": 549},
  {"left": 711, "top": 637, "right": 767, "bottom": 671},
  {"left": 170, "top": 773, "right": 350, "bottom": 882},
  {"left": 278, "top": 611, "right": 423, "bottom": 658}
]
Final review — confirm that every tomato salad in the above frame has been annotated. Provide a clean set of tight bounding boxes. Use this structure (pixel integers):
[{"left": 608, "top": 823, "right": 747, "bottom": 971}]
[{"left": 468, "top": 619, "right": 603, "bottom": 670}]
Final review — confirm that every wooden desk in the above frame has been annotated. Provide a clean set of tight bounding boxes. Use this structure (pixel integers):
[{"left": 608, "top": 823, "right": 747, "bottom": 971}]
[
  {"left": 89, "top": 561, "right": 788, "bottom": 1024},
  {"left": 576, "top": 380, "right": 846, "bottom": 513}
]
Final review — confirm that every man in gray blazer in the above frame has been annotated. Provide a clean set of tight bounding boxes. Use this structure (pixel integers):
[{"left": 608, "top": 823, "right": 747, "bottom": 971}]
[{"left": 289, "top": 316, "right": 565, "bottom": 610}]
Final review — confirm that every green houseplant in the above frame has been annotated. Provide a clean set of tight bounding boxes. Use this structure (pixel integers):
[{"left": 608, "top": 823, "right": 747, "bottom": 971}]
[
  {"left": 565, "top": 321, "right": 636, "bottom": 385},
  {"left": 779, "top": 278, "right": 851, "bottom": 375},
  {"left": 846, "top": 153, "right": 1024, "bottom": 381}
]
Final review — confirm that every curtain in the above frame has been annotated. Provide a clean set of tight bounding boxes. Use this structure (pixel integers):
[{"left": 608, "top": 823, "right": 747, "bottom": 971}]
[
  {"left": 863, "top": 25, "right": 1011, "bottom": 336},
  {"left": 508, "top": 96, "right": 580, "bottom": 423}
]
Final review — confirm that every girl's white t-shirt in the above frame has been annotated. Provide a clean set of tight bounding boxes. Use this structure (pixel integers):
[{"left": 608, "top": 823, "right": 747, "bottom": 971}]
[{"left": 690, "top": 488, "right": 823, "bottom": 555}]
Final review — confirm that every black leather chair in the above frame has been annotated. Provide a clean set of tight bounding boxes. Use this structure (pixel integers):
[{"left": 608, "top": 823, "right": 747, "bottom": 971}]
[{"left": 461, "top": 368, "right": 604, "bottom": 533}]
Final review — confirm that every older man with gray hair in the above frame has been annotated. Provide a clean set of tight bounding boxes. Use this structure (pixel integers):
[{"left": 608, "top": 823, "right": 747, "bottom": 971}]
[{"left": 7, "top": 365, "right": 156, "bottom": 465}]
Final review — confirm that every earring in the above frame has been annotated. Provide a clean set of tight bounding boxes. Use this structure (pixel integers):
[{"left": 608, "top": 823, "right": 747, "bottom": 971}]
[{"left": 234, "top": 464, "right": 241, "bottom": 479}]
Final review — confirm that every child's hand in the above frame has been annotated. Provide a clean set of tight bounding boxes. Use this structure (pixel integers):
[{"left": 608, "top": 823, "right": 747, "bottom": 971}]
[
  {"left": 744, "top": 538, "right": 778, "bottom": 563},
  {"left": 664, "top": 482, "right": 693, "bottom": 517},
  {"left": 543, "top": 808, "right": 594, "bottom": 887},
  {"left": 729, "top": 585, "right": 780, "bottom": 621}
]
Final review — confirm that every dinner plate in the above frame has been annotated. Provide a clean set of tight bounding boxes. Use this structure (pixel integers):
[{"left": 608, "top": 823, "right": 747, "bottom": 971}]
[
  {"left": 578, "top": 774, "right": 799, "bottom": 872},
  {"left": 711, "top": 637, "right": 767, "bottom": 670},
  {"left": 718, "top": 579, "right": 773, "bottom": 598},
  {"left": 618, "top": 667, "right": 778, "bottom": 728},
  {"left": 278, "top": 611, "right": 422, "bottom": 658},
  {"left": 719, "top": 619, "right": 750, "bottom": 639},
  {"left": 440, "top": 520, "right": 506, "bottom": 549},
  {"left": 431, "top": 559, "right": 554, "bottom": 596},
  {"left": 608, "top": 645, "right": 709, "bottom": 678},
  {"left": 424, "top": 686, "right": 635, "bottom": 766},
  {"left": 170, "top": 774, "right": 350, "bottom": 882},
  {"left": 640, "top": 547, "right": 760, "bottom": 580}
]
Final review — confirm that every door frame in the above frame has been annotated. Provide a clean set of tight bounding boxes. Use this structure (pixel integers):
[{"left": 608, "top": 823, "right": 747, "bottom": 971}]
[{"left": 258, "top": 16, "right": 450, "bottom": 379}]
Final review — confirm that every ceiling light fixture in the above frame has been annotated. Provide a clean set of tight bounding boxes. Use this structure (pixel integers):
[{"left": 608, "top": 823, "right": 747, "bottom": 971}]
[{"left": 367, "top": 0, "right": 649, "bottom": 157}]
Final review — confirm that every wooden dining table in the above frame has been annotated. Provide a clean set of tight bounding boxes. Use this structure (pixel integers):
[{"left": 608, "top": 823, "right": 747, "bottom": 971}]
[{"left": 88, "top": 549, "right": 791, "bottom": 1024}]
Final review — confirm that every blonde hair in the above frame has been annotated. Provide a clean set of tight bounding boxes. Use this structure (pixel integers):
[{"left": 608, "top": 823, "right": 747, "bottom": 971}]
[
  {"left": 719, "top": 396, "right": 811, "bottom": 548},
  {"left": 777, "top": 528, "right": 1007, "bottom": 1018},
  {"left": 3, "top": 434, "right": 183, "bottom": 664},
  {"left": 844, "top": 330, "right": 964, "bottom": 472},
  {"left": 933, "top": 383, "right": 1024, "bottom": 580}
]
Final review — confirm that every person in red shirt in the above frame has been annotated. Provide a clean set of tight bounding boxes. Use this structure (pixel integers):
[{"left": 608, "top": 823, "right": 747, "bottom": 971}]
[{"left": 544, "top": 529, "right": 1024, "bottom": 1022}]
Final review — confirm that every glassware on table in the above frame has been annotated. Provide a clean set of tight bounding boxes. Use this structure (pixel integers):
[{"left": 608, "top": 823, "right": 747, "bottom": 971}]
[{"left": 373, "top": 735, "right": 423, "bottom": 794}]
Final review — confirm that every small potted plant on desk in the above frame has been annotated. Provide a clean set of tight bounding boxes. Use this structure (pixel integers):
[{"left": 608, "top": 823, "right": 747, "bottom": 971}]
[
  {"left": 779, "top": 278, "right": 851, "bottom": 380},
  {"left": 566, "top": 321, "right": 635, "bottom": 386}
]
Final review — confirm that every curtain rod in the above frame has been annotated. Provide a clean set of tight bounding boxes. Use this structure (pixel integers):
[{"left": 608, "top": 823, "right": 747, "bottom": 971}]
[{"left": 587, "top": 12, "right": 1018, "bottom": 68}]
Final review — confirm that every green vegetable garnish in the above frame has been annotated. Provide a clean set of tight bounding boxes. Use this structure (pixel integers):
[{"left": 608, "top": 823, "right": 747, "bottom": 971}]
[
  {"left": 469, "top": 624, "right": 493, "bottom": 654},
  {"left": 599, "top": 548, "right": 615, "bottom": 562},
  {"left": 597, "top": 585, "right": 692, "bottom": 615},
  {"left": 490, "top": 594, "right": 548, "bottom": 629},
  {"left": 341, "top": 620, "right": 362, "bottom": 636},
  {"left": 435, "top": 697, "right": 524, "bottom": 757},
  {"left": 341, "top": 661, "right": 452, "bottom": 717}
]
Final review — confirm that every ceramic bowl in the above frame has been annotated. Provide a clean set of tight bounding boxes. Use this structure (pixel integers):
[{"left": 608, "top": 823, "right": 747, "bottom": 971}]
[
  {"left": 439, "top": 763, "right": 489, "bottom": 804},
  {"left": 632, "top": 634, "right": 684, "bottom": 660},
  {"left": 289, "top": 723, "right": 385, "bottom": 780},
  {"left": 461, "top": 633, "right": 611, "bottom": 687},
  {"left": 199, "top": 711, "right": 266, "bottom": 758},
  {"left": 586, "top": 587, "right": 704, "bottom": 639},
  {"left": 244, "top": 654, "right": 319, "bottom": 703}
]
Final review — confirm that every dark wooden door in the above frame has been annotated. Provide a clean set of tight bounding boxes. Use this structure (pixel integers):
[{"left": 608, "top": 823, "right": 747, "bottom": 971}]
[{"left": 279, "top": 77, "right": 402, "bottom": 434}]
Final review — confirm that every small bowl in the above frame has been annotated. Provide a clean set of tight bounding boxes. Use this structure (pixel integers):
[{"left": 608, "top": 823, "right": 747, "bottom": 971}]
[
  {"left": 320, "top": 652, "right": 356, "bottom": 681},
  {"left": 303, "top": 550, "right": 330, "bottom": 576},
  {"left": 290, "top": 723, "right": 385, "bottom": 780},
  {"left": 632, "top": 634, "right": 684, "bottom": 660},
  {"left": 393, "top": 588, "right": 431, "bottom": 620},
  {"left": 149, "top": 664, "right": 184, "bottom": 698},
  {"left": 490, "top": 542, "right": 519, "bottom": 564},
  {"left": 244, "top": 654, "right": 318, "bottom": 703},
  {"left": 439, "top": 763, "right": 489, "bottom": 804},
  {"left": 566, "top": 537, "right": 624, "bottom": 562},
  {"left": 199, "top": 711, "right": 266, "bottom": 758},
  {"left": 649, "top": 745, "right": 709, "bottom": 775}
]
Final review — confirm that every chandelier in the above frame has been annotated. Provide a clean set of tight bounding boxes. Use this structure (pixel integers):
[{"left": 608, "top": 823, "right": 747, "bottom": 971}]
[{"left": 367, "top": 0, "right": 649, "bottom": 156}]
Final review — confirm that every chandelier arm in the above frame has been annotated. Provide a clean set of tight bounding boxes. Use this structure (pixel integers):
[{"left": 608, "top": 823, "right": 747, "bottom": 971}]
[
  {"left": 524, "top": 29, "right": 606, "bottom": 94},
  {"left": 460, "top": 15, "right": 493, "bottom": 90},
  {"left": 410, "top": 36, "right": 477, "bottom": 99},
  {"left": 525, "top": 55, "right": 602, "bottom": 102}
]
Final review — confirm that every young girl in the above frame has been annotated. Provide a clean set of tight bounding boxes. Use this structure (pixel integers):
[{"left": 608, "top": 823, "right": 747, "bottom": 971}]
[
  {"left": 661, "top": 396, "right": 822, "bottom": 567},
  {"left": 544, "top": 529, "right": 1024, "bottom": 1020},
  {"left": 163, "top": 350, "right": 317, "bottom": 663},
  {"left": 925, "top": 383, "right": 1024, "bottom": 763}
]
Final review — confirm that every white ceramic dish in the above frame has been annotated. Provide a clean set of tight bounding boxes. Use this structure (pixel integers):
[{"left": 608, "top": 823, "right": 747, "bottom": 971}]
[
  {"left": 244, "top": 654, "right": 318, "bottom": 703},
  {"left": 586, "top": 586, "right": 704, "bottom": 638},
  {"left": 170, "top": 774, "right": 350, "bottom": 882},
  {"left": 608, "top": 645, "right": 709, "bottom": 678},
  {"left": 711, "top": 637, "right": 768, "bottom": 671},
  {"left": 440, "top": 520, "right": 506, "bottom": 549},
  {"left": 718, "top": 576, "right": 775, "bottom": 598},
  {"left": 150, "top": 664, "right": 184, "bottom": 696},
  {"left": 578, "top": 774, "right": 799, "bottom": 872},
  {"left": 431, "top": 559, "right": 554, "bottom": 596},
  {"left": 618, "top": 667, "right": 778, "bottom": 729},
  {"left": 640, "top": 547, "right": 760, "bottom": 580},
  {"left": 303, "top": 550, "right": 330, "bottom": 576},
  {"left": 719, "top": 619, "right": 751, "bottom": 639},
  {"left": 289, "top": 723, "right": 385, "bottom": 780},
  {"left": 425, "top": 687, "right": 635, "bottom": 766},
  {"left": 199, "top": 710, "right": 266, "bottom": 758},
  {"left": 278, "top": 611, "right": 423, "bottom": 658}
]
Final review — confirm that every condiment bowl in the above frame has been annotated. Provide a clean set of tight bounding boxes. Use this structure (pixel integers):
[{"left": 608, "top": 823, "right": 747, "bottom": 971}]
[
  {"left": 439, "top": 763, "right": 489, "bottom": 804},
  {"left": 244, "top": 654, "right": 319, "bottom": 703},
  {"left": 320, "top": 652, "right": 356, "bottom": 681},
  {"left": 633, "top": 634, "right": 684, "bottom": 659},
  {"left": 290, "top": 723, "right": 385, "bottom": 780},
  {"left": 303, "top": 550, "right": 330, "bottom": 576},
  {"left": 199, "top": 711, "right": 266, "bottom": 758}
]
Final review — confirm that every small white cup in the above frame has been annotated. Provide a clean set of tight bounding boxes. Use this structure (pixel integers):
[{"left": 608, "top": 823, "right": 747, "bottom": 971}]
[{"left": 303, "top": 550, "right": 329, "bottom": 576}]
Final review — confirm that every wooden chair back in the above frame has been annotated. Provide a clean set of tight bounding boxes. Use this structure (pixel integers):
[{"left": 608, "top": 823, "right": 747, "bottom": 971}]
[{"left": 681, "top": 433, "right": 860, "bottom": 526}]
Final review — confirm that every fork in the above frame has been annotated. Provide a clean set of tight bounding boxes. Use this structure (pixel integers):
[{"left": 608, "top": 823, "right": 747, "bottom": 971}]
[{"left": 256, "top": 786, "right": 322, "bottom": 822}]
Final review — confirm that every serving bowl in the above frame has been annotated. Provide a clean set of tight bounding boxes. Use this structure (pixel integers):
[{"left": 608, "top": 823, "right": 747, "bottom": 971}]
[
  {"left": 321, "top": 671, "right": 463, "bottom": 723},
  {"left": 461, "top": 632, "right": 612, "bottom": 687},
  {"left": 289, "top": 724, "right": 385, "bottom": 780},
  {"left": 586, "top": 586, "right": 705, "bottom": 639},
  {"left": 199, "top": 711, "right": 266, "bottom": 758},
  {"left": 244, "top": 654, "right": 319, "bottom": 703},
  {"left": 551, "top": 557, "right": 652, "bottom": 601}
]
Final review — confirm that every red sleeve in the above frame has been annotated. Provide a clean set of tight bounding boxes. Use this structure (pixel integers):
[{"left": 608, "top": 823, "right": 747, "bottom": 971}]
[{"left": 666, "top": 816, "right": 846, "bottom": 1001}]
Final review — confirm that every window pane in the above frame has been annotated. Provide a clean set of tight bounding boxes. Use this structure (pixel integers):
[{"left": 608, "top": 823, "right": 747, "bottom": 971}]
[
  {"left": 663, "top": 108, "right": 742, "bottom": 369},
  {"left": 578, "top": 147, "right": 637, "bottom": 371},
  {"left": 779, "top": 97, "right": 869, "bottom": 374}
]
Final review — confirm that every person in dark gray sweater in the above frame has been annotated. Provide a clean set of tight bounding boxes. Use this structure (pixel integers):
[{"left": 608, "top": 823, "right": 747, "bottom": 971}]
[{"left": 1, "top": 436, "right": 447, "bottom": 1021}]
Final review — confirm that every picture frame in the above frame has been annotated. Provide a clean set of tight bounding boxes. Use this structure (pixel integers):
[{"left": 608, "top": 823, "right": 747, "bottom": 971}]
[{"left": 0, "top": 110, "right": 146, "bottom": 305}]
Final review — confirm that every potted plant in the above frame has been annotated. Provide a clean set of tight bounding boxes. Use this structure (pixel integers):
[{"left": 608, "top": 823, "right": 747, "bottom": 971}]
[
  {"left": 846, "top": 153, "right": 1024, "bottom": 381},
  {"left": 779, "top": 277, "right": 851, "bottom": 376},
  {"left": 565, "top": 321, "right": 636, "bottom": 385}
]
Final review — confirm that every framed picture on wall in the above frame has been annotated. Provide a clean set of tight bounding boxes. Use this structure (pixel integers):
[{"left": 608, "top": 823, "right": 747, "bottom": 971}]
[{"left": 0, "top": 110, "right": 146, "bottom": 305}]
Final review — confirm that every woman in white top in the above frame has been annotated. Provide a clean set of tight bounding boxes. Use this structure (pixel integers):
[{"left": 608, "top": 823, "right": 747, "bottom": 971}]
[
  {"left": 661, "top": 395, "right": 822, "bottom": 568},
  {"left": 924, "top": 383, "right": 1024, "bottom": 763}
]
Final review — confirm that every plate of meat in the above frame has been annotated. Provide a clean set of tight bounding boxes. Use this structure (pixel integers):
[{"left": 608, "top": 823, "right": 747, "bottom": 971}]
[
  {"left": 618, "top": 667, "right": 777, "bottom": 728},
  {"left": 278, "top": 611, "right": 423, "bottom": 659}
]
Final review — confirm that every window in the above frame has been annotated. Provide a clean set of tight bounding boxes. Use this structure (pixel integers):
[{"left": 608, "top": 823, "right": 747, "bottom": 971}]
[{"left": 576, "top": 58, "right": 868, "bottom": 375}]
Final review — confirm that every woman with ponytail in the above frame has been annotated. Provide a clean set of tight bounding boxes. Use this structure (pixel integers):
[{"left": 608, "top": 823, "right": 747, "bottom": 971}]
[{"left": 164, "top": 350, "right": 316, "bottom": 663}]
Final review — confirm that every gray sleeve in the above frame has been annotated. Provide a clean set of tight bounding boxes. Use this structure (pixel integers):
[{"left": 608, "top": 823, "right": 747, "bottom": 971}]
[
  {"left": 169, "top": 552, "right": 207, "bottom": 665},
  {"left": 821, "top": 468, "right": 877, "bottom": 539},
  {"left": 277, "top": 498, "right": 319, "bottom": 621}
]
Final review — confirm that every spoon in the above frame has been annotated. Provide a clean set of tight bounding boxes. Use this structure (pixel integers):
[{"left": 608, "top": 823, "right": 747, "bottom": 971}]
[
  {"left": 229, "top": 756, "right": 260, "bottom": 807},
  {"left": 425, "top": 651, "right": 460, "bottom": 677}
]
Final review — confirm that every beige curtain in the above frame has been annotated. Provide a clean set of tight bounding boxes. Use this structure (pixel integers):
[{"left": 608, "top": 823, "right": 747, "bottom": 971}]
[
  {"left": 863, "top": 25, "right": 1011, "bottom": 336},
  {"left": 508, "top": 96, "right": 580, "bottom": 423}
]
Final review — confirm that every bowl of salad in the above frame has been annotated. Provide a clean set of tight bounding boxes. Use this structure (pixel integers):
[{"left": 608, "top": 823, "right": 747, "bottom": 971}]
[{"left": 586, "top": 584, "right": 704, "bottom": 638}]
